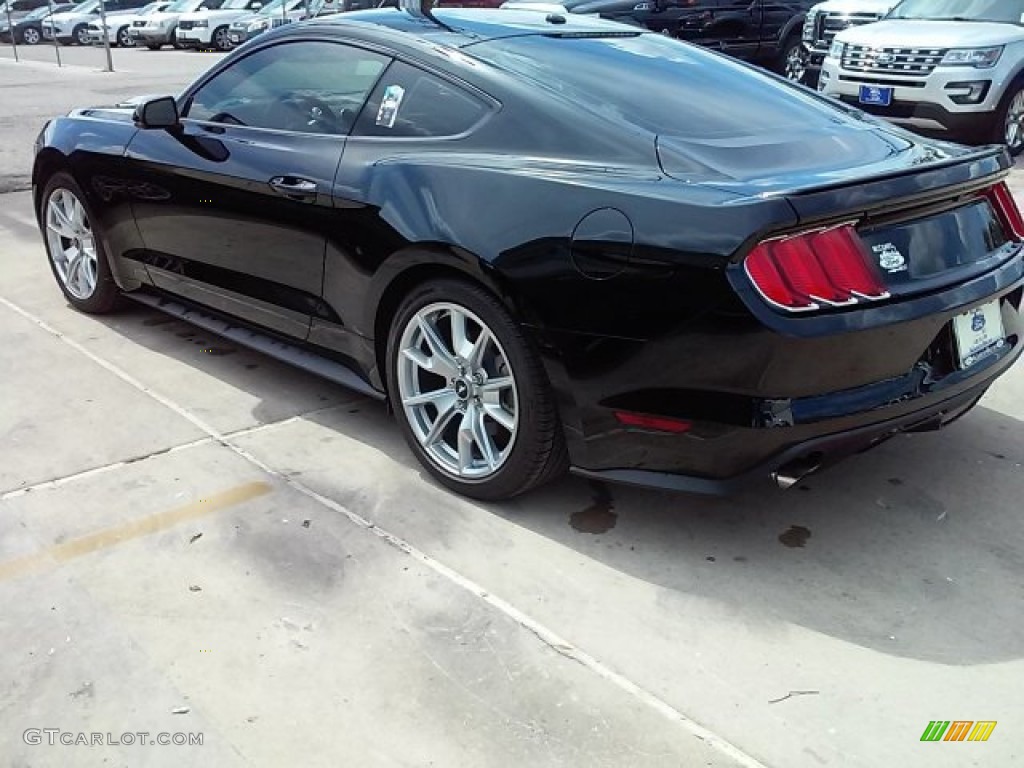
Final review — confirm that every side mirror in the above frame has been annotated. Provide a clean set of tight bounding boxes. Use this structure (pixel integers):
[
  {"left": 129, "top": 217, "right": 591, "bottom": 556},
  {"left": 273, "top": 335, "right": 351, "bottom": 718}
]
[{"left": 133, "top": 96, "right": 180, "bottom": 129}]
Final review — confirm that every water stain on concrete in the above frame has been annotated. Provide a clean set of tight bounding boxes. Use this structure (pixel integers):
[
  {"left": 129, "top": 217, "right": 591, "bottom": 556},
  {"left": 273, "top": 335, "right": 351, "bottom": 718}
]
[
  {"left": 69, "top": 682, "right": 94, "bottom": 699},
  {"left": 570, "top": 482, "right": 616, "bottom": 534},
  {"left": 779, "top": 525, "right": 811, "bottom": 548}
]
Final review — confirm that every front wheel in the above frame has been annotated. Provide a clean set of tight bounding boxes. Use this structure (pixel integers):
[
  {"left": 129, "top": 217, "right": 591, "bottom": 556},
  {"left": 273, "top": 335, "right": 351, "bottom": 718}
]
[
  {"left": 386, "top": 279, "right": 567, "bottom": 500},
  {"left": 73, "top": 24, "right": 89, "bottom": 46},
  {"left": 39, "top": 172, "right": 121, "bottom": 314},
  {"left": 212, "top": 25, "right": 230, "bottom": 51},
  {"left": 994, "top": 82, "right": 1024, "bottom": 156},
  {"left": 22, "top": 27, "right": 41, "bottom": 45},
  {"left": 117, "top": 25, "right": 134, "bottom": 48},
  {"left": 779, "top": 37, "right": 806, "bottom": 83}
]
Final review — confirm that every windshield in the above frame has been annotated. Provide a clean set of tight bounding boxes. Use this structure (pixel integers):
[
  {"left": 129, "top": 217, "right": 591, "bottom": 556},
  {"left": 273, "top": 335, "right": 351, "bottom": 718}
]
[
  {"left": 72, "top": 0, "right": 99, "bottom": 13},
  {"left": 24, "top": 5, "right": 54, "bottom": 18},
  {"left": 221, "top": 0, "right": 253, "bottom": 8},
  {"left": 165, "top": 0, "right": 203, "bottom": 11},
  {"left": 888, "top": 0, "right": 1024, "bottom": 23}
]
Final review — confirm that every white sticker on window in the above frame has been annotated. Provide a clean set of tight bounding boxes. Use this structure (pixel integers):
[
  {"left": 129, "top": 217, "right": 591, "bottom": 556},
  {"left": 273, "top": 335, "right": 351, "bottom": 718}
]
[{"left": 375, "top": 85, "right": 405, "bottom": 129}]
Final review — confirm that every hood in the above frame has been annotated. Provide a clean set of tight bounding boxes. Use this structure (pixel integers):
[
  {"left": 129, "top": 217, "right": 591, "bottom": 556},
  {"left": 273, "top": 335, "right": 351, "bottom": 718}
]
[
  {"left": 811, "top": 0, "right": 896, "bottom": 13},
  {"left": 181, "top": 8, "right": 251, "bottom": 18},
  {"left": 837, "top": 19, "right": 1024, "bottom": 48}
]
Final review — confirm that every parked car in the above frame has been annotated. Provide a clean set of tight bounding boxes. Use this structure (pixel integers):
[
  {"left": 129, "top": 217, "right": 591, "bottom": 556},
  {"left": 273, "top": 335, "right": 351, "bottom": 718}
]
[
  {"left": 42, "top": 0, "right": 150, "bottom": 44},
  {"left": 820, "top": 0, "right": 1024, "bottom": 154},
  {"left": 130, "top": 0, "right": 222, "bottom": 48},
  {"left": 82, "top": 0, "right": 171, "bottom": 45},
  {"left": 226, "top": 0, "right": 346, "bottom": 47},
  {"left": 799, "top": 0, "right": 896, "bottom": 85},
  {"left": 0, "top": 0, "right": 60, "bottom": 25},
  {"left": 500, "top": 0, "right": 816, "bottom": 79},
  {"left": 32, "top": 9, "right": 1024, "bottom": 499},
  {"left": 0, "top": 2, "right": 73, "bottom": 44},
  {"left": 174, "top": 0, "right": 264, "bottom": 50}
]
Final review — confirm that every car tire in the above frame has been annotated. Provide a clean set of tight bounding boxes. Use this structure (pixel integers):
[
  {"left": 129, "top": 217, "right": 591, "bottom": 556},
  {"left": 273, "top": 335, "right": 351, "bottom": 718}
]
[
  {"left": 73, "top": 24, "right": 88, "bottom": 46},
  {"left": 39, "top": 172, "right": 121, "bottom": 315},
  {"left": 994, "top": 80, "right": 1024, "bottom": 156},
  {"left": 146, "top": 42, "right": 161, "bottom": 50},
  {"left": 117, "top": 25, "right": 133, "bottom": 47},
  {"left": 212, "top": 25, "right": 230, "bottom": 51},
  {"left": 22, "top": 27, "right": 41, "bottom": 45},
  {"left": 171, "top": 29, "right": 182, "bottom": 49},
  {"left": 386, "top": 278, "right": 567, "bottom": 500},
  {"left": 778, "top": 36, "right": 806, "bottom": 83}
]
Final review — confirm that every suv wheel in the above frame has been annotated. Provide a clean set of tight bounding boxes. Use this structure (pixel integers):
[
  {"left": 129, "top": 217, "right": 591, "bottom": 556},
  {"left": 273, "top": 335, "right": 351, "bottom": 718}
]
[
  {"left": 73, "top": 23, "right": 89, "bottom": 46},
  {"left": 996, "top": 83, "right": 1024, "bottom": 156}
]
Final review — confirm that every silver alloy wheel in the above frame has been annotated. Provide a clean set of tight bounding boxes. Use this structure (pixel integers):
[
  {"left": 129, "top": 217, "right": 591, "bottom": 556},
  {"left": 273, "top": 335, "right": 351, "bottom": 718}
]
[
  {"left": 1005, "top": 89, "right": 1024, "bottom": 151},
  {"left": 23, "top": 27, "right": 40, "bottom": 44},
  {"left": 397, "top": 302, "right": 519, "bottom": 481},
  {"left": 74, "top": 25, "right": 88, "bottom": 45},
  {"left": 118, "top": 26, "right": 133, "bottom": 47},
  {"left": 784, "top": 45, "right": 806, "bottom": 82},
  {"left": 214, "top": 26, "right": 229, "bottom": 50},
  {"left": 45, "top": 188, "right": 98, "bottom": 301}
]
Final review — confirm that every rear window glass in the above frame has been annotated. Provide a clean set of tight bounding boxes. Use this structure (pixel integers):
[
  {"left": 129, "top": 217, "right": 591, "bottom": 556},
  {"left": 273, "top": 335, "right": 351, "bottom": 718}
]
[{"left": 469, "top": 33, "right": 846, "bottom": 139}]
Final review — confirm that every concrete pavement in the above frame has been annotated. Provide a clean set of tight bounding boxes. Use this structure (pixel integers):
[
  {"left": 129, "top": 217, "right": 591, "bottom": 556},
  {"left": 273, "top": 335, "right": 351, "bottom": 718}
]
[{"left": 1, "top": 51, "right": 1022, "bottom": 768}]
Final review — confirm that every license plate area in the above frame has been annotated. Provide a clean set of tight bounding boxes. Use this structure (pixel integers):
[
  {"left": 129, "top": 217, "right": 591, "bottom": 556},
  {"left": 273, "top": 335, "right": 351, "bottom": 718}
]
[
  {"left": 859, "top": 85, "right": 893, "bottom": 106},
  {"left": 952, "top": 300, "right": 1006, "bottom": 369}
]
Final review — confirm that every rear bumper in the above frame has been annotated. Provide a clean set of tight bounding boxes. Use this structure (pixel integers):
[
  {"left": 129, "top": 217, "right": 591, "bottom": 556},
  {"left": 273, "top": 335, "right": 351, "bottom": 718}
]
[{"left": 547, "top": 258, "right": 1024, "bottom": 494}]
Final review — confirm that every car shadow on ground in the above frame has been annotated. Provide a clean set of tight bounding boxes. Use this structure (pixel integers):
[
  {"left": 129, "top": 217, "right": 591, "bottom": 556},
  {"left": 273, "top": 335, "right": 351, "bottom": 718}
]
[{"left": 98, "top": 301, "right": 1024, "bottom": 669}]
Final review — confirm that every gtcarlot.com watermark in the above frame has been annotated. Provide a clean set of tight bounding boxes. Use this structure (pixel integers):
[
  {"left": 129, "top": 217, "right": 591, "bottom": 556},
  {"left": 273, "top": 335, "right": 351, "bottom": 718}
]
[{"left": 24, "top": 729, "right": 203, "bottom": 747}]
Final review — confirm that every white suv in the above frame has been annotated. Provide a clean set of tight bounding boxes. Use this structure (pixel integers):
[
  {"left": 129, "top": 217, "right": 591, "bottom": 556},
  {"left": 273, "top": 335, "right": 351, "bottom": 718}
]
[
  {"left": 174, "top": 0, "right": 263, "bottom": 50},
  {"left": 820, "top": 0, "right": 1024, "bottom": 153}
]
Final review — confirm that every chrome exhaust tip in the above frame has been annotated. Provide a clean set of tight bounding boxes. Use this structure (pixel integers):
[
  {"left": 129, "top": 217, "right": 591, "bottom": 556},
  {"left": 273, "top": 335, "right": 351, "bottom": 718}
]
[{"left": 772, "top": 453, "right": 824, "bottom": 489}]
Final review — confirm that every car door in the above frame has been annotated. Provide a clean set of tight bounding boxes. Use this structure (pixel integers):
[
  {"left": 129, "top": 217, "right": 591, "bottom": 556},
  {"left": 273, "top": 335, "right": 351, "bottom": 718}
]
[
  {"left": 124, "top": 40, "right": 390, "bottom": 339},
  {"left": 686, "top": 0, "right": 762, "bottom": 60}
]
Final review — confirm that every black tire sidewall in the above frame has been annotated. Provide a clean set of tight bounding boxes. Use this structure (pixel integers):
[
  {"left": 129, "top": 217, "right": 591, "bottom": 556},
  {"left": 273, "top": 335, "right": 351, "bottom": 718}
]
[
  {"left": 39, "top": 172, "right": 121, "bottom": 314},
  {"left": 385, "top": 279, "right": 561, "bottom": 500},
  {"left": 73, "top": 24, "right": 88, "bottom": 45}
]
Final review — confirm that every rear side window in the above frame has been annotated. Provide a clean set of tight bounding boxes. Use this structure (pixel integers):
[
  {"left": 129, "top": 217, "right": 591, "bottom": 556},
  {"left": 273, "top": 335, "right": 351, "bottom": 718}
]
[{"left": 353, "top": 61, "right": 490, "bottom": 139}]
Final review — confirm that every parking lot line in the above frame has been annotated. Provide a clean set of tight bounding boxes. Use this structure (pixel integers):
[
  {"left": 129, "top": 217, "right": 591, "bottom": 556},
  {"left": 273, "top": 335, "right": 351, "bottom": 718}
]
[
  {"left": 0, "top": 290, "right": 772, "bottom": 768},
  {"left": 0, "top": 480, "right": 270, "bottom": 583}
]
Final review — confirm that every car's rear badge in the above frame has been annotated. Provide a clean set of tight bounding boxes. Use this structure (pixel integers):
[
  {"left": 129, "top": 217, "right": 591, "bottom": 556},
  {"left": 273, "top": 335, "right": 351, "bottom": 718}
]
[{"left": 873, "top": 243, "right": 907, "bottom": 273}]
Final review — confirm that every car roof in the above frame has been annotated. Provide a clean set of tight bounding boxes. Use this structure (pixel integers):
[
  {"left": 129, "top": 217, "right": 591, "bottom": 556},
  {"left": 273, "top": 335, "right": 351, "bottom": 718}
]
[{"left": 302, "top": 7, "right": 639, "bottom": 49}]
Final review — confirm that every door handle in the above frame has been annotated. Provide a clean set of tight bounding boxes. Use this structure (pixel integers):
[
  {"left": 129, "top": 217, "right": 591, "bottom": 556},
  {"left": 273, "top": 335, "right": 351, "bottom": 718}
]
[{"left": 268, "top": 176, "right": 318, "bottom": 202}]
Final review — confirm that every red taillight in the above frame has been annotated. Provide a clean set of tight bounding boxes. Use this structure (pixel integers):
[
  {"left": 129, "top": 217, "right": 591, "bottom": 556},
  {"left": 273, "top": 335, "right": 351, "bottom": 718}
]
[
  {"left": 744, "top": 224, "right": 889, "bottom": 313},
  {"left": 985, "top": 181, "right": 1024, "bottom": 240},
  {"left": 614, "top": 411, "right": 692, "bottom": 434}
]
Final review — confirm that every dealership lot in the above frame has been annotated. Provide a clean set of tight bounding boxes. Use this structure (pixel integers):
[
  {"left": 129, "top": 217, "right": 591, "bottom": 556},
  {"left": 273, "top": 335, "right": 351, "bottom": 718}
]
[{"left": 2, "top": 48, "right": 1023, "bottom": 768}]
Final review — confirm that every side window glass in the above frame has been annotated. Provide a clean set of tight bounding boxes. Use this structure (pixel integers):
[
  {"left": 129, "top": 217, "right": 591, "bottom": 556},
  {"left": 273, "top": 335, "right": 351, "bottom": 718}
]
[
  {"left": 353, "top": 61, "right": 490, "bottom": 139},
  {"left": 184, "top": 41, "right": 389, "bottom": 136}
]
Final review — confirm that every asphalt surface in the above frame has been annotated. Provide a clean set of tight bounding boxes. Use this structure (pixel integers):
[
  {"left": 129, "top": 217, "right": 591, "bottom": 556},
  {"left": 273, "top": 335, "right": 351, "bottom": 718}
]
[{"left": 1, "top": 47, "right": 1022, "bottom": 768}]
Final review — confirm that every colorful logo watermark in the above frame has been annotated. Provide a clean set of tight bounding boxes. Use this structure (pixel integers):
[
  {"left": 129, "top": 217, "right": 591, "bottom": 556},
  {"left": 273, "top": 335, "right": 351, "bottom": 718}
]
[{"left": 920, "top": 721, "right": 997, "bottom": 742}]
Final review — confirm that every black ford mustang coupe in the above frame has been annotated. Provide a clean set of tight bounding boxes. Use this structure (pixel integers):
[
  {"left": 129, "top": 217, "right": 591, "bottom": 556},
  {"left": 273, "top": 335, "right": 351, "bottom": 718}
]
[{"left": 33, "top": 9, "right": 1024, "bottom": 499}]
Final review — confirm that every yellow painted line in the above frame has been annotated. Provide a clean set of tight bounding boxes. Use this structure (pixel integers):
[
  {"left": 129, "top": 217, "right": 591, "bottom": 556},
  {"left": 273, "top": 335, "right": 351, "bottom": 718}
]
[{"left": 0, "top": 481, "right": 271, "bottom": 583}]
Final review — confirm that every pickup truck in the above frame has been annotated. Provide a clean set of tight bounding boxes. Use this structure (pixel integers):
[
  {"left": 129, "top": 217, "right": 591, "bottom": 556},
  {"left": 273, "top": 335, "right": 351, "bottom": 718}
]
[
  {"left": 799, "top": 0, "right": 896, "bottom": 85},
  {"left": 502, "top": 0, "right": 817, "bottom": 79}
]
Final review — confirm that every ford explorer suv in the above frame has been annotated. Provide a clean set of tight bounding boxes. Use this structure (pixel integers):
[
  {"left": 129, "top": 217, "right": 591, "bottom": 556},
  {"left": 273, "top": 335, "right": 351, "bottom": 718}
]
[
  {"left": 820, "top": 0, "right": 1024, "bottom": 154},
  {"left": 174, "top": 0, "right": 263, "bottom": 50},
  {"left": 42, "top": 0, "right": 149, "bottom": 44},
  {"left": 800, "top": 0, "right": 897, "bottom": 85},
  {"left": 501, "top": 0, "right": 816, "bottom": 79},
  {"left": 130, "top": 0, "right": 223, "bottom": 48}
]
